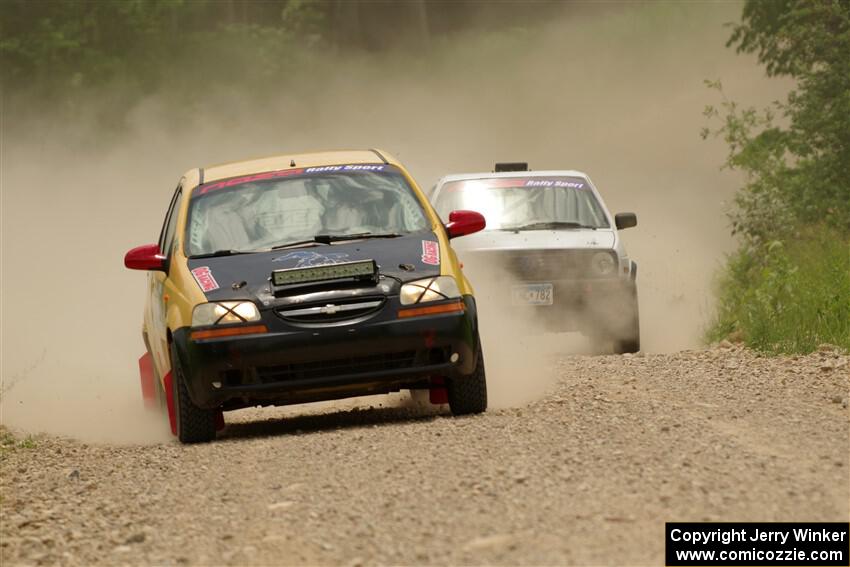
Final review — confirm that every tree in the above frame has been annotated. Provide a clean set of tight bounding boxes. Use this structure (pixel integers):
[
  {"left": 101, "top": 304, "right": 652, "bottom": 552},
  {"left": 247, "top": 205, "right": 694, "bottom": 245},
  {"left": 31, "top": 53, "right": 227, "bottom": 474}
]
[
  {"left": 704, "top": 0, "right": 850, "bottom": 353},
  {"left": 703, "top": 0, "right": 850, "bottom": 246}
]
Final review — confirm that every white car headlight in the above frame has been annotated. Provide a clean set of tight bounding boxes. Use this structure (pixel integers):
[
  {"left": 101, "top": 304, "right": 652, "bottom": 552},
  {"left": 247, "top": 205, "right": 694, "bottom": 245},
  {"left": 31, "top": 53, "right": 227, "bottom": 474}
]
[
  {"left": 591, "top": 252, "right": 617, "bottom": 276},
  {"left": 192, "top": 301, "right": 261, "bottom": 327},
  {"left": 399, "top": 276, "right": 461, "bottom": 306}
]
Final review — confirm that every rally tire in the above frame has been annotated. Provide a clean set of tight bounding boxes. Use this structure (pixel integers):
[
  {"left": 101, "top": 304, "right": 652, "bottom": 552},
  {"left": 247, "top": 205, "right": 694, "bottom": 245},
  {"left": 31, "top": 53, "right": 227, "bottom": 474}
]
[
  {"left": 153, "top": 370, "right": 168, "bottom": 413},
  {"left": 614, "top": 288, "right": 641, "bottom": 354},
  {"left": 447, "top": 338, "right": 488, "bottom": 415},
  {"left": 171, "top": 344, "right": 217, "bottom": 444},
  {"left": 615, "top": 336, "right": 640, "bottom": 355}
]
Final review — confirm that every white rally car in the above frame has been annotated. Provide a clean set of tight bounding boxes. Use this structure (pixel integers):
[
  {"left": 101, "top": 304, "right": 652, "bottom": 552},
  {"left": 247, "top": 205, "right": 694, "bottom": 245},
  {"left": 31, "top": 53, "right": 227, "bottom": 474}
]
[{"left": 430, "top": 163, "right": 640, "bottom": 353}]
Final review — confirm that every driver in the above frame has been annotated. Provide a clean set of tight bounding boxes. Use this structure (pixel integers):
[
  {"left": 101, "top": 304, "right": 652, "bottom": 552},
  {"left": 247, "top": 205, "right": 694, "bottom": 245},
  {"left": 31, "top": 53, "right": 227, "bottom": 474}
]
[{"left": 310, "top": 178, "right": 371, "bottom": 234}]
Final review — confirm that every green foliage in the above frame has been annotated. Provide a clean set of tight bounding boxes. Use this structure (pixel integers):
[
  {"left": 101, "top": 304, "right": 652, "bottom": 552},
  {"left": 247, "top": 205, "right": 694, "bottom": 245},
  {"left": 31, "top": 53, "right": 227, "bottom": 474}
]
[
  {"left": 708, "top": 227, "right": 850, "bottom": 353},
  {"left": 0, "top": 0, "right": 326, "bottom": 96},
  {"left": 0, "top": 428, "right": 37, "bottom": 455},
  {"left": 704, "top": 0, "right": 850, "bottom": 245},
  {"left": 705, "top": 0, "right": 850, "bottom": 352}
]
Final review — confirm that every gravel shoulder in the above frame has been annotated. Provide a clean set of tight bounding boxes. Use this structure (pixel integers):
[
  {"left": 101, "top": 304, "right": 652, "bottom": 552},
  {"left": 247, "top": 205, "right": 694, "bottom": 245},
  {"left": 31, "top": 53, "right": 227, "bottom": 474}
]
[{"left": 1, "top": 345, "right": 848, "bottom": 566}]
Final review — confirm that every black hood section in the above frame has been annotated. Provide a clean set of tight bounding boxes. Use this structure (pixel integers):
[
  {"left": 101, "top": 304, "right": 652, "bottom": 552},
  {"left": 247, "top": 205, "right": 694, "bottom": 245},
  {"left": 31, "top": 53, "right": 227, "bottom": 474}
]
[{"left": 186, "top": 231, "right": 442, "bottom": 305}]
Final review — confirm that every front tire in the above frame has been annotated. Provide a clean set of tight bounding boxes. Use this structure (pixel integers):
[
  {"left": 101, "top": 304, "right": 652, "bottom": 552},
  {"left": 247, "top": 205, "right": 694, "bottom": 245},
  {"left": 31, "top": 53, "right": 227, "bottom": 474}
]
[
  {"left": 614, "top": 286, "right": 640, "bottom": 354},
  {"left": 447, "top": 337, "right": 488, "bottom": 415},
  {"left": 170, "top": 343, "right": 216, "bottom": 444}
]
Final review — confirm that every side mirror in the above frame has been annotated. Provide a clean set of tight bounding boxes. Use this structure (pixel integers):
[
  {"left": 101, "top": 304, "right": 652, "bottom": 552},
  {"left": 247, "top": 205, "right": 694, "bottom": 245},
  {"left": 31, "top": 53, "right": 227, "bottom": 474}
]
[
  {"left": 615, "top": 212, "right": 637, "bottom": 230},
  {"left": 124, "top": 243, "right": 166, "bottom": 271},
  {"left": 446, "top": 210, "right": 486, "bottom": 239}
]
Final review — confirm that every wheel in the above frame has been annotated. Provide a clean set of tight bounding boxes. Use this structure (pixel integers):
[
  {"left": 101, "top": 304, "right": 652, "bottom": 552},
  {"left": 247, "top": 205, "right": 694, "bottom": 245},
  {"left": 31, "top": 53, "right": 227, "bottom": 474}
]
[
  {"left": 447, "top": 336, "right": 488, "bottom": 415},
  {"left": 170, "top": 343, "right": 216, "bottom": 443},
  {"left": 613, "top": 286, "right": 640, "bottom": 354},
  {"left": 615, "top": 334, "right": 640, "bottom": 354}
]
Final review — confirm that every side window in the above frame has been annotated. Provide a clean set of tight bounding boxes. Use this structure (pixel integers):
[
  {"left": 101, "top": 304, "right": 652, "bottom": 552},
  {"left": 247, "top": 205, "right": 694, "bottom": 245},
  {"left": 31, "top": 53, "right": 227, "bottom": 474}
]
[{"left": 161, "top": 188, "right": 184, "bottom": 257}]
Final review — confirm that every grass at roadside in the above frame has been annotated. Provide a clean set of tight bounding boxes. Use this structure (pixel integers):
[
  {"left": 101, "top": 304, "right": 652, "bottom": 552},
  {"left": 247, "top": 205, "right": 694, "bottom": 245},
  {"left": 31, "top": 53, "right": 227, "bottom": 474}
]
[
  {"left": 0, "top": 426, "right": 37, "bottom": 455},
  {"left": 708, "top": 227, "right": 850, "bottom": 354}
]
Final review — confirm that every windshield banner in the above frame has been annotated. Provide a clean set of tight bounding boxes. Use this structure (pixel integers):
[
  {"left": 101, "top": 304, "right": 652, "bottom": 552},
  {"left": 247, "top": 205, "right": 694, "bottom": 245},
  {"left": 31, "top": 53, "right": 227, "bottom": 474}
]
[
  {"left": 196, "top": 163, "right": 394, "bottom": 196},
  {"left": 444, "top": 177, "right": 587, "bottom": 191}
]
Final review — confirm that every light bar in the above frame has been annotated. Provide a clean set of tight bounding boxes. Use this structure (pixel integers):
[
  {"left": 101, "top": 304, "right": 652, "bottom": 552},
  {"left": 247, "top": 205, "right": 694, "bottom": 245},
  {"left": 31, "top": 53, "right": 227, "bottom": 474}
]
[
  {"left": 272, "top": 259, "right": 376, "bottom": 287},
  {"left": 494, "top": 162, "right": 528, "bottom": 172}
]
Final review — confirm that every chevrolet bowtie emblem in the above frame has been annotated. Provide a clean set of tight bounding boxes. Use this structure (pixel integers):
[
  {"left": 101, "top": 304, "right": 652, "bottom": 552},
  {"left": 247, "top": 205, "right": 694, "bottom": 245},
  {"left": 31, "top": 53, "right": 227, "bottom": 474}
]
[{"left": 320, "top": 304, "right": 340, "bottom": 314}]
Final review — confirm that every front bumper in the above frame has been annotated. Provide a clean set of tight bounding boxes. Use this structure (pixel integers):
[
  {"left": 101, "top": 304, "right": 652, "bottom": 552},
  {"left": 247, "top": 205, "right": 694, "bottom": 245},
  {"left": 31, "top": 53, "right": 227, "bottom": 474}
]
[
  {"left": 486, "top": 278, "right": 637, "bottom": 333},
  {"left": 172, "top": 296, "right": 478, "bottom": 409}
]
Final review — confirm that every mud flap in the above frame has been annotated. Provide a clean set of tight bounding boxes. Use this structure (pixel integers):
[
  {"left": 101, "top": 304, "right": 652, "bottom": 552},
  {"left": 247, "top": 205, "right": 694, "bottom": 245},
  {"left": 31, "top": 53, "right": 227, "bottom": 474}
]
[
  {"left": 215, "top": 411, "right": 225, "bottom": 432},
  {"left": 429, "top": 377, "right": 449, "bottom": 405},
  {"left": 164, "top": 371, "right": 177, "bottom": 436},
  {"left": 138, "top": 353, "right": 157, "bottom": 409}
]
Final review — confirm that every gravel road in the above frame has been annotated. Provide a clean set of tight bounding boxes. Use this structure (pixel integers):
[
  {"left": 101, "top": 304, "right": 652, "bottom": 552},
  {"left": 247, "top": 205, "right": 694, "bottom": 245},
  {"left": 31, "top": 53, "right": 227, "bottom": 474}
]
[{"left": 2, "top": 344, "right": 848, "bottom": 566}]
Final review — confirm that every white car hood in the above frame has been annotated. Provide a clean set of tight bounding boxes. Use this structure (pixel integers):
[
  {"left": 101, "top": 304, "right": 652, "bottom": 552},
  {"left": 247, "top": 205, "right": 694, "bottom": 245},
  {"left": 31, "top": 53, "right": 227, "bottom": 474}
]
[{"left": 451, "top": 229, "right": 615, "bottom": 252}]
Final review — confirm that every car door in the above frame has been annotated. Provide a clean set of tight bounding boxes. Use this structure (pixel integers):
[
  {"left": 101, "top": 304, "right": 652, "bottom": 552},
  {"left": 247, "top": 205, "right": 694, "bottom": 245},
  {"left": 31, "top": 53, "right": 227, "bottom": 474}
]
[{"left": 148, "top": 184, "right": 184, "bottom": 381}]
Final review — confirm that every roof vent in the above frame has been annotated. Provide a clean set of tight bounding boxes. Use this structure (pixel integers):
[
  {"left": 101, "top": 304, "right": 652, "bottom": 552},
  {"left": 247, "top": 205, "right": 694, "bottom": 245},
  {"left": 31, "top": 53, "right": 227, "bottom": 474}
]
[{"left": 494, "top": 162, "right": 528, "bottom": 172}]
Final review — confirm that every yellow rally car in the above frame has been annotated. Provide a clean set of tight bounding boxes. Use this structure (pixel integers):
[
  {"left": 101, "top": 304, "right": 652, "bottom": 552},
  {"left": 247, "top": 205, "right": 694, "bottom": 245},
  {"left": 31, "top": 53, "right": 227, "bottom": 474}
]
[{"left": 125, "top": 149, "right": 487, "bottom": 443}]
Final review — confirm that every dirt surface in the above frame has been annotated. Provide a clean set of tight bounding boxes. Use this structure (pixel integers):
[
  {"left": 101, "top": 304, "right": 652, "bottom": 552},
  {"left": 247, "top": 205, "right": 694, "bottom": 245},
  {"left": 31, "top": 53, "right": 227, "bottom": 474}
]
[{"left": 1, "top": 344, "right": 848, "bottom": 566}]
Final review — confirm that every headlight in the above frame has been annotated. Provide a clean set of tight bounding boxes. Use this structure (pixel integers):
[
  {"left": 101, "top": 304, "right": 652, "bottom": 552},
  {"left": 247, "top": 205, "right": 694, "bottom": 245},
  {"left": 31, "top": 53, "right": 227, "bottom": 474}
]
[
  {"left": 591, "top": 252, "right": 616, "bottom": 276},
  {"left": 192, "top": 301, "right": 261, "bottom": 327},
  {"left": 399, "top": 276, "right": 461, "bottom": 305}
]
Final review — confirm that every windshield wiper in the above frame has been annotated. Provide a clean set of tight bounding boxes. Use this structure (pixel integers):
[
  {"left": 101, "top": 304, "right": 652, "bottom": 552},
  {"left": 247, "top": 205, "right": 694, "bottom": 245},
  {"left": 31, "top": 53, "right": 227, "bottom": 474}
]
[
  {"left": 270, "top": 238, "right": 330, "bottom": 251},
  {"left": 499, "top": 221, "right": 598, "bottom": 232},
  {"left": 314, "top": 232, "right": 403, "bottom": 244},
  {"left": 269, "top": 233, "right": 403, "bottom": 251},
  {"left": 189, "top": 249, "right": 258, "bottom": 259}
]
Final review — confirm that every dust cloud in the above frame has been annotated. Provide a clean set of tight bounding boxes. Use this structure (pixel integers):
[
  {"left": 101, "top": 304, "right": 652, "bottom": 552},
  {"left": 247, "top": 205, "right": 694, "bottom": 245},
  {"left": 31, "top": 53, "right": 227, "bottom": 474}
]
[
  {"left": 469, "top": 259, "right": 591, "bottom": 408},
  {"left": 1, "top": 2, "right": 789, "bottom": 441}
]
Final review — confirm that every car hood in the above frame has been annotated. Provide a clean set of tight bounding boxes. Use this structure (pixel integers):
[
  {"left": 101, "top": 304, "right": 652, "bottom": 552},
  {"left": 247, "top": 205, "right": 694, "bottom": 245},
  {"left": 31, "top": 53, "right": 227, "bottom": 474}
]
[
  {"left": 450, "top": 229, "right": 615, "bottom": 252},
  {"left": 185, "top": 231, "right": 442, "bottom": 305}
]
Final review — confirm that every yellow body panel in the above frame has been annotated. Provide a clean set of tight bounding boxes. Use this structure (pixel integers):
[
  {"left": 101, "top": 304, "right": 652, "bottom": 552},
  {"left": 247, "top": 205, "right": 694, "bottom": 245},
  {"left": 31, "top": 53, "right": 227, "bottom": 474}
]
[{"left": 144, "top": 149, "right": 473, "bottom": 383}]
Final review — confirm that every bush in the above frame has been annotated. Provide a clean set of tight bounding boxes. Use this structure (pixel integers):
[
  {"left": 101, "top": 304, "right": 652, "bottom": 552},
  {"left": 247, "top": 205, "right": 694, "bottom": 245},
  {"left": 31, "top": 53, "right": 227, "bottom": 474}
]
[
  {"left": 705, "top": 1, "right": 850, "bottom": 353},
  {"left": 708, "top": 226, "right": 850, "bottom": 353}
]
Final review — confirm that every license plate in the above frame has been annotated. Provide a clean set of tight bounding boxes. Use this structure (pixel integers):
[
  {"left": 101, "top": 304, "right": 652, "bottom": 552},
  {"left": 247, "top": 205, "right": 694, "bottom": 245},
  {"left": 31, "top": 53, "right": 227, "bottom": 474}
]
[{"left": 511, "top": 283, "right": 554, "bottom": 305}]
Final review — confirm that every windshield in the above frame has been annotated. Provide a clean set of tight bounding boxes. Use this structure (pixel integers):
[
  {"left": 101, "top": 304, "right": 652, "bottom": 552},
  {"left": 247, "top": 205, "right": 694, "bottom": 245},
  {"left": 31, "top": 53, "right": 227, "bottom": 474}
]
[
  {"left": 433, "top": 176, "right": 610, "bottom": 230},
  {"left": 185, "top": 164, "right": 430, "bottom": 256}
]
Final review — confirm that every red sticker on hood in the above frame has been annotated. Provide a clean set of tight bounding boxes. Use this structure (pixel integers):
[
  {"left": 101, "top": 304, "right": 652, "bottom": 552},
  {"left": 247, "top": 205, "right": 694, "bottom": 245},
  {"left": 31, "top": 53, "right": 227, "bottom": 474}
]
[
  {"left": 191, "top": 266, "right": 220, "bottom": 292},
  {"left": 421, "top": 240, "right": 440, "bottom": 265}
]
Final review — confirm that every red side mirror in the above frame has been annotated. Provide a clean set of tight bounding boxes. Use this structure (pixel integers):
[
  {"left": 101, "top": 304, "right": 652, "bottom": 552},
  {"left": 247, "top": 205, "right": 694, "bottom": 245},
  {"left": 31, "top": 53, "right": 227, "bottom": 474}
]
[
  {"left": 446, "top": 210, "right": 486, "bottom": 239},
  {"left": 125, "top": 243, "right": 166, "bottom": 271}
]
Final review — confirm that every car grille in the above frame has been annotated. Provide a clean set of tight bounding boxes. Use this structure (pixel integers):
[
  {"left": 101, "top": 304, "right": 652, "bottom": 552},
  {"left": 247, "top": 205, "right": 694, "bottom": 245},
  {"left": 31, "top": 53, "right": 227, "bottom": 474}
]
[
  {"left": 256, "top": 351, "right": 418, "bottom": 384},
  {"left": 276, "top": 297, "right": 385, "bottom": 323},
  {"left": 463, "top": 249, "right": 617, "bottom": 281}
]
